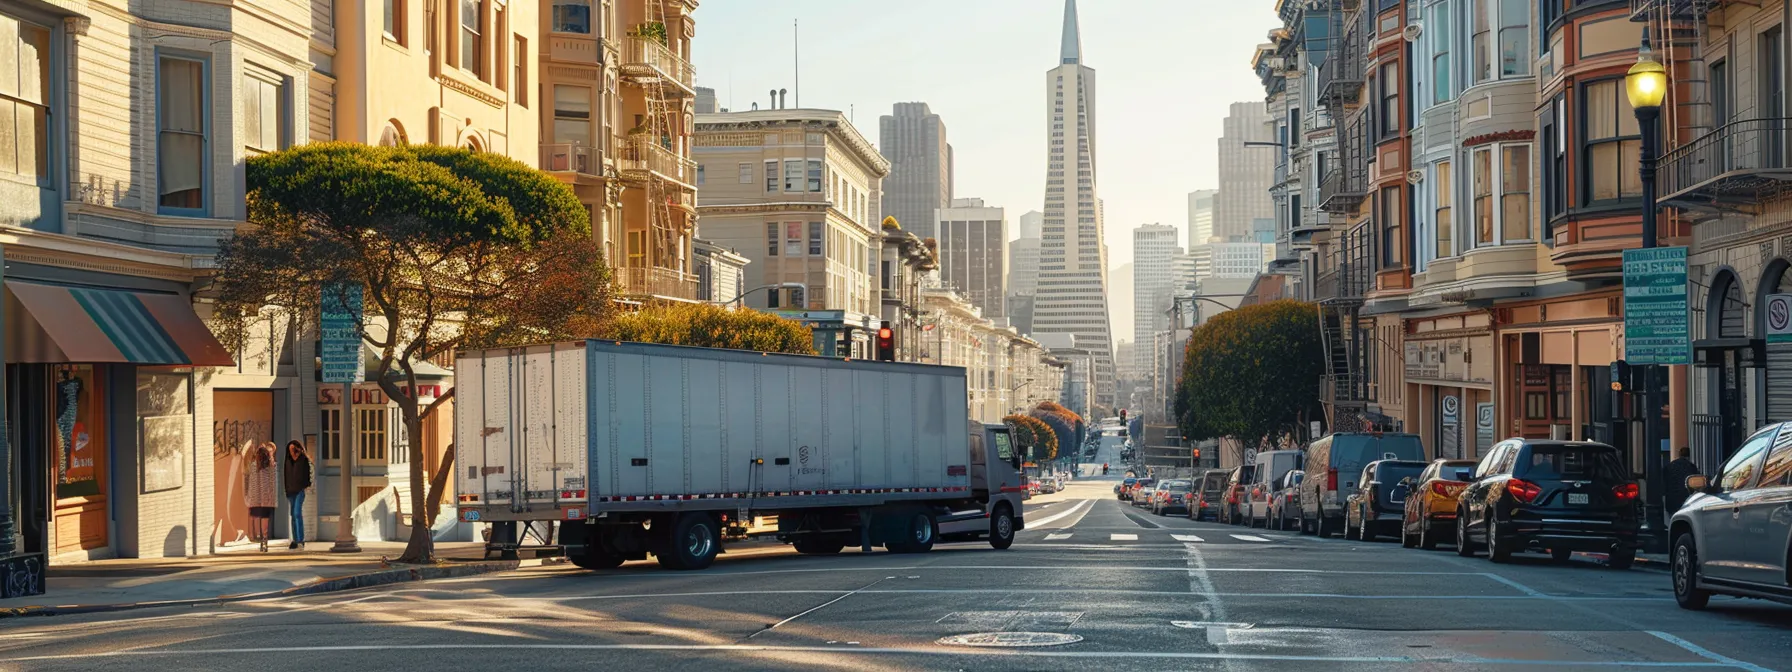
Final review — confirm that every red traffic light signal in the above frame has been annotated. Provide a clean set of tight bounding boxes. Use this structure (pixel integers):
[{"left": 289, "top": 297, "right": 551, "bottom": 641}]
[{"left": 876, "top": 322, "right": 895, "bottom": 361}]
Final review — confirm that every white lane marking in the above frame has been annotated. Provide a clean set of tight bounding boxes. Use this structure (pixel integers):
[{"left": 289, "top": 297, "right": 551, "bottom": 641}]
[
  {"left": 1110, "top": 533, "right": 1138, "bottom": 541},
  {"left": 1044, "top": 533, "right": 1073, "bottom": 541},
  {"left": 1478, "top": 572, "right": 1548, "bottom": 598},
  {"left": 1171, "top": 534, "right": 1203, "bottom": 543},
  {"left": 1026, "top": 498, "right": 1095, "bottom": 529},
  {"left": 673, "top": 564, "right": 1492, "bottom": 578},
  {"left": 1, "top": 643, "right": 1732, "bottom": 666},
  {"left": 1230, "top": 534, "right": 1271, "bottom": 542},
  {"left": 1181, "top": 541, "right": 1229, "bottom": 646},
  {"left": 1647, "top": 631, "right": 1778, "bottom": 672},
  {"left": 328, "top": 588, "right": 1670, "bottom": 605},
  {"left": 745, "top": 576, "right": 889, "bottom": 639}
]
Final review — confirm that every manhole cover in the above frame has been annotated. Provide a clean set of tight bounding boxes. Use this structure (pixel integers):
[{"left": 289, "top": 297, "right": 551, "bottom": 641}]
[
  {"left": 1171, "top": 621, "right": 1256, "bottom": 630},
  {"left": 938, "top": 632, "right": 1084, "bottom": 648}
]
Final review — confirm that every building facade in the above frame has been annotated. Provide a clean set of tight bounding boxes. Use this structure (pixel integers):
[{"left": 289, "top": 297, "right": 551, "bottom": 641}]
[
  {"left": 538, "top": 0, "right": 700, "bottom": 301},
  {"left": 1035, "top": 0, "right": 1116, "bottom": 408},
  {"left": 693, "top": 238, "right": 748, "bottom": 303},
  {"left": 879, "top": 102, "right": 952, "bottom": 238},
  {"left": 880, "top": 216, "right": 938, "bottom": 362},
  {"left": 1132, "top": 224, "right": 1180, "bottom": 377},
  {"left": 935, "top": 198, "right": 1007, "bottom": 319},
  {"left": 694, "top": 109, "right": 889, "bottom": 357},
  {"left": 1215, "top": 101, "right": 1276, "bottom": 243}
]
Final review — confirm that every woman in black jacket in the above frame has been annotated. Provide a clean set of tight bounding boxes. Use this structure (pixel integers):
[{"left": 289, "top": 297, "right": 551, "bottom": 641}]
[{"left": 283, "top": 440, "right": 314, "bottom": 549}]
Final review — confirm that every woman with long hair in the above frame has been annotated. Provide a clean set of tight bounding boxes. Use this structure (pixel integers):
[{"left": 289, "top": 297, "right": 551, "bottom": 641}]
[
  {"left": 283, "top": 439, "right": 313, "bottom": 549},
  {"left": 245, "top": 442, "right": 278, "bottom": 552}
]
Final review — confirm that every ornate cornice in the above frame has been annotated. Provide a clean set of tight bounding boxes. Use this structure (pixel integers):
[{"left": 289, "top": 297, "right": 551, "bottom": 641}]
[
  {"left": 1463, "top": 130, "right": 1536, "bottom": 148},
  {"left": 435, "top": 73, "right": 507, "bottom": 109}
]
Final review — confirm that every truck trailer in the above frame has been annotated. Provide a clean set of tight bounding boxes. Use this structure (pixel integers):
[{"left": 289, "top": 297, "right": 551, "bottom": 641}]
[{"left": 454, "top": 340, "right": 1028, "bottom": 570}]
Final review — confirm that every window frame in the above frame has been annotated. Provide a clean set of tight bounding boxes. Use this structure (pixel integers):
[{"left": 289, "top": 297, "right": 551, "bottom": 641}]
[
  {"left": 155, "top": 51, "right": 211, "bottom": 217},
  {"left": 783, "top": 159, "right": 803, "bottom": 193},
  {"left": 513, "top": 36, "right": 528, "bottom": 106},
  {"left": 0, "top": 14, "right": 52, "bottom": 186},
  {"left": 808, "top": 221, "right": 823, "bottom": 256},
  {"left": 1379, "top": 185, "right": 1405, "bottom": 269},
  {"left": 241, "top": 67, "right": 288, "bottom": 157},
  {"left": 1578, "top": 78, "right": 1643, "bottom": 207},
  {"left": 1378, "top": 62, "right": 1400, "bottom": 139},
  {"left": 1469, "top": 141, "right": 1535, "bottom": 248},
  {"left": 383, "top": 0, "right": 406, "bottom": 45},
  {"left": 1471, "top": 0, "right": 1492, "bottom": 84},
  {"left": 766, "top": 222, "right": 778, "bottom": 257},
  {"left": 1496, "top": 0, "right": 1529, "bottom": 78},
  {"left": 1434, "top": 159, "right": 1454, "bottom": 260},
  {"left": 549, "top": 0, "right": 594, "bottom": 35},
  {"left": 459, "top": 0, "right": 484, "bottom": 78},
  {"left": 551, "top": 84, "right": 592, "bottom": 147},
  {"left": 806, "top": 159, "right": 823, "bottom": 192},
  {"left": 1430, "top": 0, "right": 1454, "bottom": 107},
  {"left": 738, "top": 162, "right": 753, "bottom": 184}
]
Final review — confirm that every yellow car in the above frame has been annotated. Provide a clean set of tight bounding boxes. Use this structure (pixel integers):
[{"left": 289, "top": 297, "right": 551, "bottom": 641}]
[{"left": 1401, "top": 459, "right": 1478, "bottom": 550}]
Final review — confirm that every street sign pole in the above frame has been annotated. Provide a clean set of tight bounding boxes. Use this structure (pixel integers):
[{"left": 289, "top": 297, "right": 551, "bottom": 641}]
[{"left": 321, "top": 283, "right": 365, "bottom": 554}]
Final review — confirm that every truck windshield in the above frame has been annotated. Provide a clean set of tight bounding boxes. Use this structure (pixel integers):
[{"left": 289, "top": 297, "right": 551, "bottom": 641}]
[{"left": 992, "top": 432, "right": 1014, "bottom": 462}]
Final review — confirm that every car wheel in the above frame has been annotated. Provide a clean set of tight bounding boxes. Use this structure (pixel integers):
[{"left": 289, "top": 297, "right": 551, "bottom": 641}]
[
  {"left": 1418, "top": 520, "right": 1439, "bottom": 550},
  {"left": 1607, "top": 546, "right": 1636, "bottom": 570},
  {"left": 1455, "top": 509, "right": 1477, "bottom": 557},
  {"left": 1401, "top": 525, "right": 1416, "bottom": 548},
  {"left": 1671, "top": 534, "right": 1710, "bottom": 610},
  {"left": 1343, "top": 513, "right": 1359, "bottom": 540},
  {"left": 1359, "top": 515, "right": 1377, "bottom": 542},
  {"left": 1487, "top": 515, "right": 1511, "bottom": 564}
]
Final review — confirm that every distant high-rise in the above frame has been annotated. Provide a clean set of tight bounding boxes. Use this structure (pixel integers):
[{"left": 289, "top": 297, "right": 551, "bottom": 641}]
[
  {"left": 1008, "top": 210, "right": 1044, "bottom": 298},
  {"left": 1035, "top": 0, "right": 1116, "bottom": 408},
  {"left": 936, "top": 198, "right": 1007, "bottom": 318},
  {"left": 695, "top": 87, "right": 719, "bottom": 114},
  {"left": 880, "top": 103, "right": 953, "bottom": 237},
  {"left": 1187, "top": 189, "right": 1217, "bottom": 247},
  {"left": 1132, "top": 224, "right": 1180, "bottom": 380},
  {"left": 1211, "top": 242, "right": 1271, "bottom": 278},
  {"left": 1215, "top": 102, "right": 1275, "bottom": 243}
]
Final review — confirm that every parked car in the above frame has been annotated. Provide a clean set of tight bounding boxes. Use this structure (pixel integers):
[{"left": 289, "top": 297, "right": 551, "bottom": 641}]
[
  {"left": 1670, "top": 422, "right": 1792, "bottom": 610},
  {"left": 1269, "top": 470, "right": 1305, "bottom": 530},
  {"left": 1246, "top": 450, "right": 1302, "bottom": 528},
  {"left": 1130, "top": 478, "right": 1157, "bottom": 507},
  {"left": 1299, "top": 432, "right": 1426, "bottom": 537},
  {"left": 1401, "top": 459, "right": 1478, "bottom": 549},
  {"left": 1039, "top": 479, "right": 1060, "bottom": 494},
  {"left": 1221, "top": 466, "right": 1256, "bottom": 525},
  {"left": 1153, "top": 479, "right": 1194, "bottom": 516},
  {"left": 1457, "top": 439, "right": 1640, "bottom": 567},
  {"left": 1191, "top": 470, "right": 1228, "bottom": 522},
  {"left": 1344, "top": 460, "right": 1426, "bottom": 541},
  {"left": 1116, "top": 477, "right": 1139, "bottom": 500}
]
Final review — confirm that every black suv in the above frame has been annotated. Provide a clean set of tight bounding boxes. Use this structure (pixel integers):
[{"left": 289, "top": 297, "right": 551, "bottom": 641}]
[
  {"left": 1456, "top": 439, "right": 1640, "bottom": 568},
  {"left": 1345, "top": 460, "right": 1426, "bottom": 542}
]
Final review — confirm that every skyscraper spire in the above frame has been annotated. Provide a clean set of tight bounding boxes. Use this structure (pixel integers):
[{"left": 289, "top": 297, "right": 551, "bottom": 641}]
[{"left": 1060, "top": 0, "right": 1082, "bottom": 65}]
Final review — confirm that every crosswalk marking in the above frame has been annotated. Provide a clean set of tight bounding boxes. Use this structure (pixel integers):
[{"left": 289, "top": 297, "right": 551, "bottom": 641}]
[
  {"left": 1230, "top": 534, "right": 1271, "bottom": 542},
  {"left": 1110, "top": 533, "right": 1138, "bottom": 541},
  {"left": 1172, "top": 534, "right": 1203, "bottom": 543},
  {"left": 1045, "top": 533, "right": 1073, "bottom": 541}
]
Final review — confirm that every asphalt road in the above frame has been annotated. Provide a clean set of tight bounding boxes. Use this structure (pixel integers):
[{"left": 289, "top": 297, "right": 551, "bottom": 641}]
[{"left": 3, "top": 477, "right": 1791, "bottom": 671}]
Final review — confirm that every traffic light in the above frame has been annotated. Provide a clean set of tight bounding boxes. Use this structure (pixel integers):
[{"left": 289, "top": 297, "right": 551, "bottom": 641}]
[
  {"left": 1120, "top": 409, "right": 1127, "bottom": 423},
  {"left": 876, "top": 322, "right": 895, "bottom": 361}
]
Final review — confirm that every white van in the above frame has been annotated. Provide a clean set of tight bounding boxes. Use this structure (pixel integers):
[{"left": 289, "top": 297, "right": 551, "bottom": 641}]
[{"left": 1246, "top": 450, "right": 1303, "bottom": 527}]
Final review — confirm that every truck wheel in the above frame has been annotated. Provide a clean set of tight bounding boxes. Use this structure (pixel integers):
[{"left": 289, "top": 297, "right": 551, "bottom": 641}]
[
  {"left": 989, "top": 504, "right": 1016, "bottom": 550},
  {"left": 889, "top": 511, "right": 937, "bottom": 554},
  {"left": 793, "top": 537, "right": 845, "bottom": 555},
  {"left": 658, "top": 513, "right": 720, "bottom": 570}
]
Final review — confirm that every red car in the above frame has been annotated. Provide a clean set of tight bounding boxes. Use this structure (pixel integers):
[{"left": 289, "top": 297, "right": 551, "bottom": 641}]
[{"left": 1221, "top": 465, "right": 1257, "bottom": 525}]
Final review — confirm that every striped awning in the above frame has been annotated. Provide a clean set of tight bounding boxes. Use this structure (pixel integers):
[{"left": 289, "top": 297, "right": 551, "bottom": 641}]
[{"left": 7, "top": 282, "right": 235, "bottom": 366}]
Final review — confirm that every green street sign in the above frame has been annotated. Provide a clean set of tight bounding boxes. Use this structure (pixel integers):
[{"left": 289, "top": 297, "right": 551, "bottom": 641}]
[{"left": 1622, "top": 247, "right": 1689, "bottom": 366}]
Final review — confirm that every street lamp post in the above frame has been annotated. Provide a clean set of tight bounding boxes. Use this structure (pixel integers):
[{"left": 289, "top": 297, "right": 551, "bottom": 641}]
[{"left": 1626, "top": 32, "right": 1670, "bottom": 549}]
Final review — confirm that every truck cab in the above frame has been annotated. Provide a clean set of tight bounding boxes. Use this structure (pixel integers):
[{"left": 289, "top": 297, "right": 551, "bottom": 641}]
[{"left": 953, "top": 422, "right": 1026, "bottom": 547}]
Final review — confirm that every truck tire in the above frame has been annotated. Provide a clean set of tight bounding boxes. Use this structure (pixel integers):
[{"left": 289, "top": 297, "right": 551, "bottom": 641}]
[
  {"left": 793, "top": 537, "right": 845, "bottom": 555},
  {"left": 989, "top": 504, "right": 1016, "bottom": 550},
  {"left": 888, "top": 511, "right": 937, "bottom": 554},
  {"left": 657, "top": 513, "right": 720, "bottom": 570}
]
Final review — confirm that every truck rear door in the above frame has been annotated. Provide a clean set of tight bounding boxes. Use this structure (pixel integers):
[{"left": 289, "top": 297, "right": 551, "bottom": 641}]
[{"left": 455, "top": 344, "right": 589, "bottom": 520}]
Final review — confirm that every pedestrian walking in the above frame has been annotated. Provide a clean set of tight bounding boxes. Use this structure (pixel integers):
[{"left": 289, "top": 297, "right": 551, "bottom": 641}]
[
  {"left": 284, "top": 440, "right": 313, "bottom": 550},
  {"left": 244, "top": 442, "right": 278, "bottom": 552},
  {"left": 1665, "top": 447, "right": 1701, "bottom": 517}
]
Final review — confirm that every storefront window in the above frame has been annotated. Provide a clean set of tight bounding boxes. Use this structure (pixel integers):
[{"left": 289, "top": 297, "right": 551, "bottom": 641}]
[
  {"left": 54, "top": 365, "right": 103, "bottom": 499},
  {"left": 138, "top": 370, "right": 192, "bottom": 493}
]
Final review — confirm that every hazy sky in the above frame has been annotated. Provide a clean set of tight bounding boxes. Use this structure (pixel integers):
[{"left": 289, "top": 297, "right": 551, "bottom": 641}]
[{"left": 691, "top": 0, "right": 1278, "bottom": 342}]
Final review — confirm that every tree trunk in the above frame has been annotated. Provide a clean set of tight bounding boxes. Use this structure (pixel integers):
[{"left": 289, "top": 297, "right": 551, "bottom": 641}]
[
  {"left": 397, "top": 412, "right": 433, "bottom": 564},
  {"left": 424, "top": 445, "right": 455, "bottom": 526}
]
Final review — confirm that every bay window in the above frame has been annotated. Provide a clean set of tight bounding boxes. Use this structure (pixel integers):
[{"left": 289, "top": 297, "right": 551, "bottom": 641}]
[
  {"left": 242, "top": 69, "right": 286, "bottom": 157},
  {"left": 1497, "top": 0, "right": 1528, "bottom": 77},
  {"left": 0, "top": 13, "right": 50, "bottom": 185},
  {"left": 551, "top": 0, "right": 593, "bottom": 34},
  {"left": 1501, "top": 145, "right": 1532, "bottom": 241},
  {"left": 1379, "top": 63, "right": 1400, "bottom": 138},
  {"left": 552, "top": 85, "right": 591, "bottom": 146},
  {"left": 1380, "top": 186, "right": 1404, "bottom": 268},
  {"left": 157, "top": 54, "right": 208, "bottom": 213},
  {"left": 1474, "top": 147, "right": 1493, "bottom": 245},
  {"left": 1582, "top": 80, "right": 1642, "bottom": 204},
  {"left": 1431, "top": 0, "right": 1452, "bottom": 105},
  {"left": 1435, "top": 160, "right": 1454, "bottom": 259},
  {"left": 1472, "top": 0, "right": 1491, "bottom": 83}
]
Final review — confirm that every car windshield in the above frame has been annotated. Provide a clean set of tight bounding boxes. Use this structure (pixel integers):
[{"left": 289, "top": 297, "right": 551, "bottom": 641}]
[{"left": 1521, "top": 446, "right": 1628, "bottom": 482}]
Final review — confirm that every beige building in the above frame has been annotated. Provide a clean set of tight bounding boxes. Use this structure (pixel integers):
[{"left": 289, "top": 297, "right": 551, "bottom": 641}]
[
  {"left": 536, "top": 0, "right": 699, "bottom": 300},
  {"left": 920, "top": 287, "right": 1064, "bottom": 424},
  {"left": 694, "top": 109, "right": 888, "bottom": 356}
]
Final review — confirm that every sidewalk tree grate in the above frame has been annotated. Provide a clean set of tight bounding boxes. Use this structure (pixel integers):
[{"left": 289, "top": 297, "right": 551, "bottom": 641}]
[{"left": 938, "top": 632, "right": 1084, "bottom": 648}]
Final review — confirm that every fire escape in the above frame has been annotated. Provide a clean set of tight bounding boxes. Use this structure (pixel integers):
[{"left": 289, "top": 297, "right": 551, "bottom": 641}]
[
  {"left": 617, "top": 1, "right": 699, "bottom": 299},
  {"left": 1313, "top": 0, "right": 1376, "bottom": 433}
]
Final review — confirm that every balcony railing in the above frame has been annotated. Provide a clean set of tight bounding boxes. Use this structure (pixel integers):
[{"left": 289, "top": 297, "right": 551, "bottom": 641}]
[
  {"left": 1660, "top": 117, "right": 1792, "bottom": 209},
  {"left": 621, "top": 33, "right": 695, "bottom": 94},
  {"left": 1316, "top": 12, "right": 1364, "bottom": 105},
  {"left": 1311, "top": 225, "right": 1373, "bottom": 304},
  {"left": 621, "top": 266, "right": 698, "bottom": 300},
  {"left": 1318, "top": 115, "right": 1369, "bottom": 213},
  {"left": 1630, "top": 0, "right": 1711, "bottom": 20},
  {"left": 617, "top": 134, "right": 698, "bottom": 187},
  {"left": 539, "top": 143, "right": 602, "bottom": 176}
]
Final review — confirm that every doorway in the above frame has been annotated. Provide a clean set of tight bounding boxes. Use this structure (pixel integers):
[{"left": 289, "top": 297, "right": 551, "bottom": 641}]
[{"left": 213, "top": 390, "right": 275, "bottom": 548}]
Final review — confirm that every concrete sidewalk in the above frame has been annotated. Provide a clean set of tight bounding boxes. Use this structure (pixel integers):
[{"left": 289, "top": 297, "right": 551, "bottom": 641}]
[{"left": 0, "top": 540, "right": 556, "bottom": 618}]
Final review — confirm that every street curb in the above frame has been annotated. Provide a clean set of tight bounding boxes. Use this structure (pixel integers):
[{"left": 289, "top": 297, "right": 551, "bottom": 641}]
[
  {"left": 1575, "top": 551, "right": 1670, "bottom": 573},
  {"left": 0, "top": 556, "right": 564, "bottom": 619}
]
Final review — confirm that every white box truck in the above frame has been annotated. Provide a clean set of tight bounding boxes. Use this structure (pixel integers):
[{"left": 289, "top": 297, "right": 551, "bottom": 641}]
[{"left": 454, "top": 340, "right": 1028, "bottom": 570}]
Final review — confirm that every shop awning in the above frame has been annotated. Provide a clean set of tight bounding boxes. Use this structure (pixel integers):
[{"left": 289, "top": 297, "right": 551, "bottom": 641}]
[{"left": 7, "top": 282, "right": 235, "bottom": 366}]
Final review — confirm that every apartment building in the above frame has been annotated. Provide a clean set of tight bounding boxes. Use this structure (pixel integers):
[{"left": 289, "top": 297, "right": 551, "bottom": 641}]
[
  {"left": 1132, "top": 224, "right": 1180, "bottom": 377},
  {"left": 936, "top": 198, "right": 1007, "bottom": 319},
  {"left": 694, "top": 109, "right": 889, "bottom": 357},
  {"left": 881, "top": 218, "right": 938, "bottom": 362},
  {"left": 538, "top": 0, "right": 700, "bottom": 301}
]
